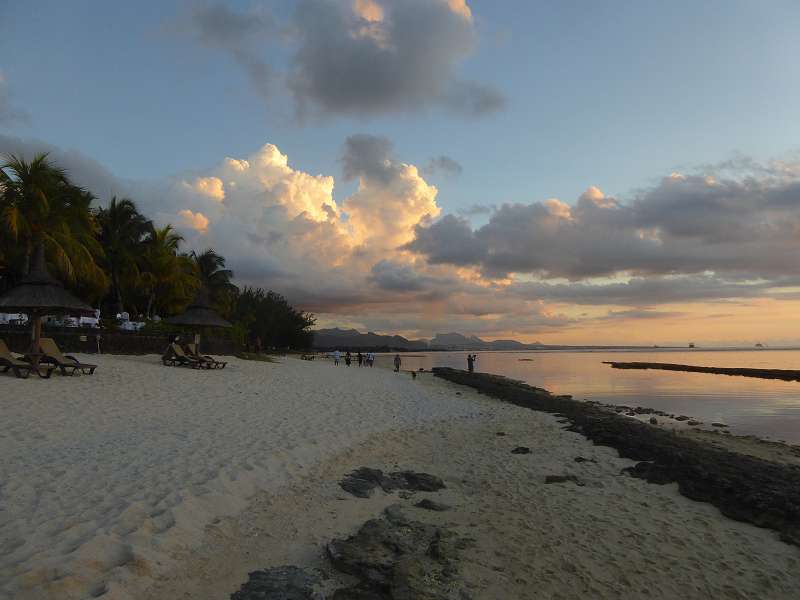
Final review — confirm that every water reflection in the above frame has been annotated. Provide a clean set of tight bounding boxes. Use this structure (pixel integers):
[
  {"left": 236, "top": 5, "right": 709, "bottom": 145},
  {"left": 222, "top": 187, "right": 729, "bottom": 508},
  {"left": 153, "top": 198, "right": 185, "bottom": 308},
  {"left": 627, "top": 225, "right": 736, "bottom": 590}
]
[{"left": 375, "top": 350, "right": 800, "bottom": 444}]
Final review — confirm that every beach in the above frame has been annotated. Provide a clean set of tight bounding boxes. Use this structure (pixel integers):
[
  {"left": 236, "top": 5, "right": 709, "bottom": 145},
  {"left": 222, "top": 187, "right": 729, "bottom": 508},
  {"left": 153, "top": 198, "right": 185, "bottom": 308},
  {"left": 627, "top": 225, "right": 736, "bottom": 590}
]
[{"left": 3, "top": 357, "right": 800, "bottom": 599}]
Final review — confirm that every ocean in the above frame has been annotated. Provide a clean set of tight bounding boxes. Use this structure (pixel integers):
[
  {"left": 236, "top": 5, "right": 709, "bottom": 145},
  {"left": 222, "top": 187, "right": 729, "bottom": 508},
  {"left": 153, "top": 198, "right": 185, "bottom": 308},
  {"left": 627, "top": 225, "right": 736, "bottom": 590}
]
[{"left": 373, "top": 349, "right": 800, "bottom": 444}]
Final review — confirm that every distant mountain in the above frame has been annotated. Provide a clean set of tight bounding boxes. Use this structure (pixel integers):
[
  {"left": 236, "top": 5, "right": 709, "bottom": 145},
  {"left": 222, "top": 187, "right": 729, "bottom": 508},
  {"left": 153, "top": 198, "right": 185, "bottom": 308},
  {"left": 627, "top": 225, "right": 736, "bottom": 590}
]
[
  {"left": 429, "top": 332, "right": 544, "bottom": 350},
  {"left": 312, "top": 328, "right": 428, "bottom": 350},
  {"left": 429, "top": 332, "right": 483, "bottom": 348},
  {"left": 312, "top": 328, "right": 546, "bottom": 351}
]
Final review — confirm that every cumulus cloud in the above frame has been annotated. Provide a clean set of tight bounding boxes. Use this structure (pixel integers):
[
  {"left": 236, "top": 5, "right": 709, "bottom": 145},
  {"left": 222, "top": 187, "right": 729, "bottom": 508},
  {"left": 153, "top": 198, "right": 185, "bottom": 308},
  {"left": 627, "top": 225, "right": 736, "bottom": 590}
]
[
  {"left": 340, "top": 134, "right": 440, "bottom": 251},
  {"left": 407, "top": 172, "right": 800, "bottom": 281},
  {"left": 185, "top": 176, "right": 225, "bottom": 201},
  {"left": 7, "top": 130, "right": 800, "bottom": 341},
  {"left": 175, "top": 0, "right": 504, "bottom": 118},
  {"left": 177, "top": 209, "right": 210, "bottom": 233}
]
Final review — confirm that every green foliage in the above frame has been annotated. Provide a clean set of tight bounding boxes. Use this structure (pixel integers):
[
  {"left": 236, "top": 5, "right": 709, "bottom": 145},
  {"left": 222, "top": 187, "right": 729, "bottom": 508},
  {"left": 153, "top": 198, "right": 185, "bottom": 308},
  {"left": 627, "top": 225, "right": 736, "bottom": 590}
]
[
  {"left": 0, "top": 154, "right": 315, "bottom": 348},
  {"left": 96, "top": 196, "right": 151, "bottom": 313},
  {"left": 189, "top": 248, "right": 238, "bottom": 317},
  {"left": 0, "top": 153, "right": 108, "bottom": 300},
  {"left": 232, "top": 287, "right": 316, "bottom": 350}
]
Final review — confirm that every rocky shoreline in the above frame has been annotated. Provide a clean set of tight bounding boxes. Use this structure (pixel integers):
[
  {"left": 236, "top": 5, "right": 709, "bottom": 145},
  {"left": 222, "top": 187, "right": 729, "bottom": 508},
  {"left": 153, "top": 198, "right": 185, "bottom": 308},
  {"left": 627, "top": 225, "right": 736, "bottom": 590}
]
[
  {"left": 604, "top": 361, "right": 800, "bottom": 381},
  {"left": 432, "top": 367, "right": 800, "bottom": 546}
]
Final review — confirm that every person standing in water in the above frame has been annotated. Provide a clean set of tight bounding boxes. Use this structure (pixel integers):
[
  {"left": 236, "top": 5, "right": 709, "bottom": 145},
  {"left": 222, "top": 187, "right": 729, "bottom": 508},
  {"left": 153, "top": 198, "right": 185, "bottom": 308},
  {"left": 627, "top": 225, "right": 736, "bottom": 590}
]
[
  {"left": 345, "top": 351, "right": 352, "bottom": 366},
  {"left": 393, "top": 354, "right": 402, "bottom": 372},
  {"left": 357, "top": 351, "right": 363, "bottom": 367},
  {"left": 467, "top": 353, "right": 476, "bottom": 373}
]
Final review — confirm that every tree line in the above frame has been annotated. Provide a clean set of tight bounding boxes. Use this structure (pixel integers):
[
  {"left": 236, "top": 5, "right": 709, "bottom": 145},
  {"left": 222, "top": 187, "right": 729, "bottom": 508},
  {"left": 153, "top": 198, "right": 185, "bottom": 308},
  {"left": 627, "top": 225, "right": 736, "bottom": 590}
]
[{"left": 0, "top": 154, "right": 315, "bottom": 349}]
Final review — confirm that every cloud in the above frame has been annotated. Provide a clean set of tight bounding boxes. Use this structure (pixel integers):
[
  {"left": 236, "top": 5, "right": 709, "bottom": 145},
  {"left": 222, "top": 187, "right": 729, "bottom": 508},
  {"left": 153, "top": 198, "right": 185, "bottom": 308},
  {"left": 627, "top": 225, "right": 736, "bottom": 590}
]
[
  {"left": 8, "top": 130, "right": 800, "bottom": 342},
  {"left": 185, "top": 176, "right": 225, "bottom": 201},
  {"left": 598, "top": 308, "right": 687, "bottom": 321},
  {"left": 0, "top": 71, "right": 31, "bottom": 126},
  {"left": 175, "top": 0, "right": 504, "bottom": 119},
  {"left": 177, "top": 209, "right": 209, "bottom": 233},
  {"left": 457, "top": 203, "right": 496, "bottom": 216},
  {"left": 369, "top": 259, "right": 432, "bottom": 292},
  {"left": 340, "top": 134, "right": 440, "bottom": 251},
  {"left": 0, "top": 134, "right": 135, "bottom": 200},
  {"left": 405, "top": 214, "right": 486, "bottom": 266},
  {"left": 177, "top": 3, "right": 275, "bottom": 98},
  {"left": 510, "top": 275, "right": 779, "bottom": 306},
  {"left": 423, "top": 155, "right": 463, "bottom": 177},
  {"left": 407, "top": 172, "right": 800, "bottom": 281}
]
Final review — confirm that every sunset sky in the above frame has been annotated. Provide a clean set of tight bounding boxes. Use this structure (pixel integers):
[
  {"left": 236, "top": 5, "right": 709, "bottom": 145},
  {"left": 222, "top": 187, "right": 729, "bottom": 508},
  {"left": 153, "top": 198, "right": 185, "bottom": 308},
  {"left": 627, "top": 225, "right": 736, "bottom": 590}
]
[{"left": 3, "top": 0, "right": 800, "bottom": 346}]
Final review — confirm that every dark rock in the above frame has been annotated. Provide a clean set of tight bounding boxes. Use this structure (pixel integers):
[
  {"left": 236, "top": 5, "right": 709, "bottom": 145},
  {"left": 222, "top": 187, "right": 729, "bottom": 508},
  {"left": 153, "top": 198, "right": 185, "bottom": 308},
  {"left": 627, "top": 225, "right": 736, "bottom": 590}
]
[
  {"left": 495, "top": 431, "right": 506, "bottom": 436},
  {"left": 649, "top": 417, "right": 658, "bottom": 425},
  {"left": 688, "top": 420, "right": 702, "bottom": 426},
  {"left": 573, "top": 456, "right": 596, "bottom": 463},
  {"left": 544, "top": 475, "right": 585, "bottom": 486},
  {"left": 230, "top": 566, "right": 322, "bottom": 600},
  {"left": 340, "top": 467, "right": 385, "bottom": 498},
  {"left": 415, "top": 499, "right": 451, "bottom": 512},
  {"left": 712, "top": 422, "right": 728, "bottom": 428},
  {"left": 327, "top": 506, "right": 467, "bottom": 600},
  {"left": 511, "top": 446, "right": 531, "bottom": 454},
  {"left": 675, "top": 415, "right": 690, "bottom": 421},
  {"left": 432, "top": 367, "right": 800, "bottom": 548},
  {"left": 333, "top": 584, "right": 391, "bottom": 599},
  {"left": 340, "top": 468, "right": 445, "bottom": 498}
]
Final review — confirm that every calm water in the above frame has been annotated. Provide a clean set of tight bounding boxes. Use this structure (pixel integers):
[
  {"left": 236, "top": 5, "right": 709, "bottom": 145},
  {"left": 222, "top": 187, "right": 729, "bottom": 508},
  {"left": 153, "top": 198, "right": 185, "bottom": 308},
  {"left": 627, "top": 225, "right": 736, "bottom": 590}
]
[{"left": 373, "top": 349, "right": 800, "bottom": 444}]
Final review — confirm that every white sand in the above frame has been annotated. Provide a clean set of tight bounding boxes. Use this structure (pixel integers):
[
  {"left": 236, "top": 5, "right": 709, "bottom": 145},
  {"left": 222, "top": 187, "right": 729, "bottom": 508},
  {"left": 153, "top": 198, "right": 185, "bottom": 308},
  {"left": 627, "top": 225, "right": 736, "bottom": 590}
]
[
  {"left": 0, "top": 356, "right": 484, "bottom": 599},
  {"left": 3, "top": 356, "right": 799, "bottom": 599}
]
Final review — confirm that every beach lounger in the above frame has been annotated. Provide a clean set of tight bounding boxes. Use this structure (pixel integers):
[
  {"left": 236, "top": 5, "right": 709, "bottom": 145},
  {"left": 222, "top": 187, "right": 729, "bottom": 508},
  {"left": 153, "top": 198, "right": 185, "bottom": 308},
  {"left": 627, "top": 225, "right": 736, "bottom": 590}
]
[
  {"left": 162, "top": 343, "right": 207, "bottom": 368},
  {"left": 0, "top": 340, "right": 54, "bottom": 379},
  {"left": 37, "top": 338, "right": 97, "bottom": 375},
  {"left": 184, "top": 343, "right": 227, "bottom": 369}
]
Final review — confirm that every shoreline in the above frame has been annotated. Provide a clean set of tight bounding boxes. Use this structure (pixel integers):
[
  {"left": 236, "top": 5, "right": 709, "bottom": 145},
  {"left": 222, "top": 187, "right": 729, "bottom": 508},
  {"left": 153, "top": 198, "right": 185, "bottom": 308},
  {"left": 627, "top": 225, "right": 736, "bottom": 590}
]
[
  {"left": 137, "top": 369, "right": 800, "bottom": 599},
  {"left": 433, "top": 367, "right": 800, "bottom": 546},
  {"left": 4, "top": 356, "right": 800, "bottom": 599}
]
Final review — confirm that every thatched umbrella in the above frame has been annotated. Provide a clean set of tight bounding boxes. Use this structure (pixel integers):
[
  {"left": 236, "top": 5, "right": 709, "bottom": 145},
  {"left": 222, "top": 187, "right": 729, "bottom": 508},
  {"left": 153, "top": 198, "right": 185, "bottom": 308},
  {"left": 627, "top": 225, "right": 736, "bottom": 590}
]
[
  {"left": 0, "top": 243, "right": 95, "bottom": 360},
  {"left": 166, "top": 287, "right": 232, "bottom": 351}
]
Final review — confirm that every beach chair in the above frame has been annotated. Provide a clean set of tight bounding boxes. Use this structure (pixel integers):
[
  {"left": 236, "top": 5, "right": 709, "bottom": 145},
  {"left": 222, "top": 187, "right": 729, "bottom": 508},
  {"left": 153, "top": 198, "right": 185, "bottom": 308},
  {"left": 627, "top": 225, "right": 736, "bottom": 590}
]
[
  {"left": 0, "top": 340, "right": 54, "bottom": 379},
  {"left": 162, "top": 343, "right": 206, "bottom": 369},
  {"left": 184, "top": 343, "right": 227, "bottom": 369},
  {"left": 37, "top": 338, "right": 97, "bottom": 375}
]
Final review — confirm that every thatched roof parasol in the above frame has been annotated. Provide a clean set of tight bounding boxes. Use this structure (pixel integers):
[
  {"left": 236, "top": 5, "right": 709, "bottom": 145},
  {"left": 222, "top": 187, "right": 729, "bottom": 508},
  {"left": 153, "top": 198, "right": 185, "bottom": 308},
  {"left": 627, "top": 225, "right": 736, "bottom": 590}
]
[
  {"left": 166, "top": 288, "right": 232, "bottom": 329},
  {"left": 0, "top": 244, "right": 94, "bottom": 317},
  {"left": 0, "top": 243, "right": 95, "bottom": 358}
]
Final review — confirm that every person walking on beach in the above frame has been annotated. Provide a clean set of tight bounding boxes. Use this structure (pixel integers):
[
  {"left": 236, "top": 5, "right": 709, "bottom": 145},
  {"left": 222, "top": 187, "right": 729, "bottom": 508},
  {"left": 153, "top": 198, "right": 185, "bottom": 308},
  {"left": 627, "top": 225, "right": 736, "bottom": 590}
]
[
  {"left": 393, "top": 354, "right": 402, "bottom": 372},
  {"left": 367, "top": 352, "right": 374, "bottom": 367},
  {"left": 357, "top": 352, "right": 363, "bottom": 367},
  {"left": 345, "top": 351, "right": 352, "bottom": 366},
  {"left": 333, "top": 350, "right": 340, "bottom": 366},
  {"left": 467, "top": 353, "right": 476, "bottom": 373}
]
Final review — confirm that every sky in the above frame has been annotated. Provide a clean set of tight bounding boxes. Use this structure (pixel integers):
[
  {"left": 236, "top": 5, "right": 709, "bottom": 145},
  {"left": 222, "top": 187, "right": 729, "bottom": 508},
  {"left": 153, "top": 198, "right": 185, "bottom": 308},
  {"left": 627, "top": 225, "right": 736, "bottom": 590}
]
[{"left": 2, "top": 0, "right": 800, "bottom": 346}]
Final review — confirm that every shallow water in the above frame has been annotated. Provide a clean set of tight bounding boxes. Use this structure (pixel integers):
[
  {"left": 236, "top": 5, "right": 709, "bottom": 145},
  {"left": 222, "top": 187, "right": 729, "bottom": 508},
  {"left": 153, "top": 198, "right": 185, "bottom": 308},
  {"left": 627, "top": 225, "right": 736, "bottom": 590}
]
[{"left": 373, "top": 349, "right": 800, "bottom": 444}]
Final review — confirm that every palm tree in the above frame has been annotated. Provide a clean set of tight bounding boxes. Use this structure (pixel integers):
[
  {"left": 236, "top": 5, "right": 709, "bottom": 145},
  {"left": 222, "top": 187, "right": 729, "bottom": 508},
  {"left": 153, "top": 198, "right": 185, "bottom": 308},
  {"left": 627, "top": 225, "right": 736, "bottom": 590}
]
[
  {"left": 0, "top": 153, "right": 107, "bottom": 299},
  {"left": 96, "top": 197, "right": 151, "bottom": 314},
  {"left": 190, "top": 248, "right": 238, "bottom": 316},
  {"left": 138, "top": 224, "right": 198, "bottom": 317}
]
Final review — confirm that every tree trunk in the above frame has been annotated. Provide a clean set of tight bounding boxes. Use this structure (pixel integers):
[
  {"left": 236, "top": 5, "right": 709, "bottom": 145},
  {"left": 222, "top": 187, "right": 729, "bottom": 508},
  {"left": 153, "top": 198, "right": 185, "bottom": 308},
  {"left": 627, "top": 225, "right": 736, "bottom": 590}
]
[
  {"left": 113, "top": 271, "right": 124, "bottom": 315},
  {"left": 146, "top": 293, "right": 154, "bottom": 319}
]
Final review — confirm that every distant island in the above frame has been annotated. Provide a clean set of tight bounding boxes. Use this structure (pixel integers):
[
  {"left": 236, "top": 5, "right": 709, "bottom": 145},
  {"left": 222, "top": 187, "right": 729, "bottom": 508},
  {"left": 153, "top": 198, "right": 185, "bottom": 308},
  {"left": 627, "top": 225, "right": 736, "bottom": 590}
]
[{"left": 311, "top": 328, "right": 667, "bottom": 352}]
